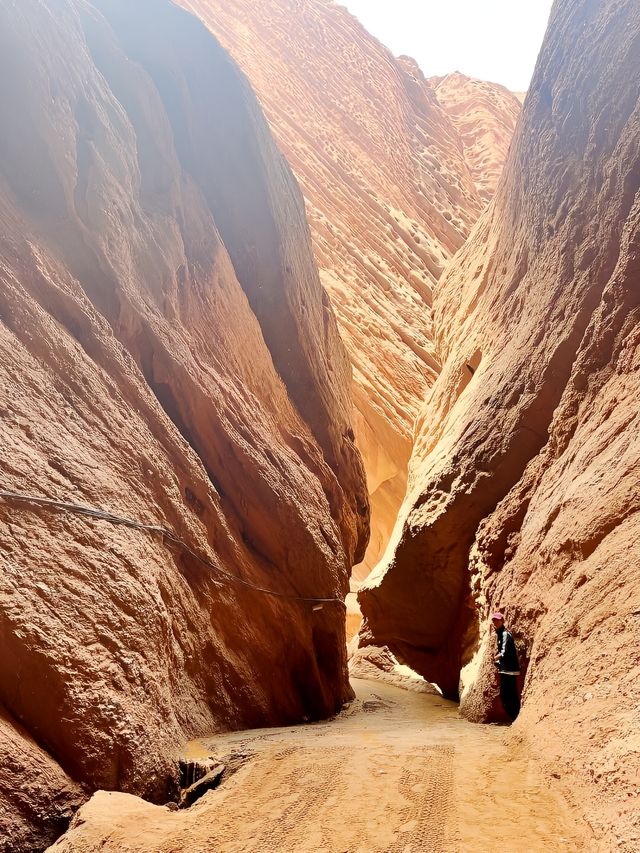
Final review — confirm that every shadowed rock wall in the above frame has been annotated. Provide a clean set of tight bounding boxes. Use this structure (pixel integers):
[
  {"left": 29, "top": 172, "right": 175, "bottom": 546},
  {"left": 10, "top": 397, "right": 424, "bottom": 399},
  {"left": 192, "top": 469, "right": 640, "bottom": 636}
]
[{"left": 0, "top": 1, "right": 368, "bottom": 849}]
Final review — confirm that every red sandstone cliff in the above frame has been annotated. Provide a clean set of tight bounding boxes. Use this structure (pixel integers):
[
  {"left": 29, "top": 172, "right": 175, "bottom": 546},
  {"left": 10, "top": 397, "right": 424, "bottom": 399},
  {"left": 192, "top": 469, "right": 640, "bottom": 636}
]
[
  {"left": 360, "top": 0, "right": 640, "bottom": 846},
  {"left": 0, "top": 1, "right": 368, "bottom": 849},
  {"left": 179, "top": 0, "right": 521, "bottom": 578}
]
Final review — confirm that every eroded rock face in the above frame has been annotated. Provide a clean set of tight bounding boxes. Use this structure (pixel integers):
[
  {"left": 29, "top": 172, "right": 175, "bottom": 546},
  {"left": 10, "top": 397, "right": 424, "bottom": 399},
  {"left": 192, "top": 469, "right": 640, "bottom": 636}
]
[
  {"left": 360, "top": 0, "right": 640, "bottom": 845},
  {"left": 430, "top": 71, "right": 523, "bottom": 204},
  {"left": 0, "top": 0, "right": 368, "bottom": 848},
  {"left": 178, "top": 0, "right": 520, "bottom": 578}
]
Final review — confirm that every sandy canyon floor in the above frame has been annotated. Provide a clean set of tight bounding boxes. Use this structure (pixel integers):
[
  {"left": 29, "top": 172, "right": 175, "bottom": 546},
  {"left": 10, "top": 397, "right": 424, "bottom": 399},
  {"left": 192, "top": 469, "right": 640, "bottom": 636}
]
[{"left": 51, "top": 680, "right": 590, "bottom": 853}]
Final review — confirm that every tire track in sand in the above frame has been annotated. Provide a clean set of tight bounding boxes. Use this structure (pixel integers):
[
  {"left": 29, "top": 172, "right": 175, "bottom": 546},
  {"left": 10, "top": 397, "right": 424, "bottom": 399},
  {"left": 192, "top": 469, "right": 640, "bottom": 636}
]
[{"left": 49, "top": 680, "right": 589, "bottom": 853}]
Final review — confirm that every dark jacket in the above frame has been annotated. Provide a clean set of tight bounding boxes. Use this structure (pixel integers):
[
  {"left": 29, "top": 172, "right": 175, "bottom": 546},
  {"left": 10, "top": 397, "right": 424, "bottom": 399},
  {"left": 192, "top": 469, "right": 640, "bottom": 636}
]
[{"left": 495, "top": 626, "right": 520, "bottom": 674}]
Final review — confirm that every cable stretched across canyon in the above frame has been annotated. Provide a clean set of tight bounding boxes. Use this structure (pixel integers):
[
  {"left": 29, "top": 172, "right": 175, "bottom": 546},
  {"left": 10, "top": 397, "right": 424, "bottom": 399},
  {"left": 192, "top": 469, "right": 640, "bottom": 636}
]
[{"left": 0, "top": 489, "right": 346, "bottom": 609}]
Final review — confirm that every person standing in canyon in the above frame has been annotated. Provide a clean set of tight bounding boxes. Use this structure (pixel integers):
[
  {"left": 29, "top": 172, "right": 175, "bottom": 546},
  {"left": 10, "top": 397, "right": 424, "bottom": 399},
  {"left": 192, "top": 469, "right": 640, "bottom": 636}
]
[{"left": 491, "top": 612, "right": 521, "bottom": 722}]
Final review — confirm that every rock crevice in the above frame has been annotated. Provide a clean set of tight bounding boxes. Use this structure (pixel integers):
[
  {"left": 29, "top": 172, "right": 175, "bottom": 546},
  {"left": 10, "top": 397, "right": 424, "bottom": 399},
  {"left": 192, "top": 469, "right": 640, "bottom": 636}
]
[{"left": 179, "top": 0, "right": 522, "bottom": 577}]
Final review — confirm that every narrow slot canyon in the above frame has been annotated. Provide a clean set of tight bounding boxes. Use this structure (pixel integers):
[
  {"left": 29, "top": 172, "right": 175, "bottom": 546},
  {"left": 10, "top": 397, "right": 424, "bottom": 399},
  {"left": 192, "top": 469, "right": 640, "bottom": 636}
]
[{"left": 0, "top": 0, "right": 638, "bottom": 852}]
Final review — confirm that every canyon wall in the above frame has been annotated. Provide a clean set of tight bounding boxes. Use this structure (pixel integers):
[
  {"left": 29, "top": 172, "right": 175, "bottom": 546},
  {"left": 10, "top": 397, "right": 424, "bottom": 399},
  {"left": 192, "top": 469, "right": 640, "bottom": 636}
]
[
  {"left": 360, "top": 0, "right": 640, "bottom": 846},
  {"left": 180, "top": 0, "right": 521, "bottom": 577},
  {"left": 430, "top": 72, "right": 523, "bottom": 204},
  {"left": 0, "top": 0, "right": 368, "bottom": 849}
]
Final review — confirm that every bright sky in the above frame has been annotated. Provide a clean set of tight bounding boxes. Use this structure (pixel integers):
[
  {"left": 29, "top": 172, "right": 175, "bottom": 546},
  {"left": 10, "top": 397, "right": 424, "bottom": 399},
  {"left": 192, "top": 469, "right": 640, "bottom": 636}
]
[{"left": 340, "top": 0, "right": 555, "bottom": 92}]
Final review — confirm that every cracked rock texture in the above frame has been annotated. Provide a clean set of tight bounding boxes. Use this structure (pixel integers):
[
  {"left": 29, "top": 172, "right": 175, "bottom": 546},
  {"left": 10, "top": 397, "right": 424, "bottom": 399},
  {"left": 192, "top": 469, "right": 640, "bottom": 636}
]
[
  {"left": 359, "top": 0, "right": 640, "bottom": 847},
  {"left": 179, "top": 0, "right": 521, "bottom": 578},
  {"left": 0, "top": 0, "right": 368, "bottom": 849}
]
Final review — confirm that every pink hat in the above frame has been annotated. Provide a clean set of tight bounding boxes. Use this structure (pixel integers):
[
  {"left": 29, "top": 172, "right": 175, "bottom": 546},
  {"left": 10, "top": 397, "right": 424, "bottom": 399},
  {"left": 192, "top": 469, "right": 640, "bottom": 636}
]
[{"left": 491, "top": 611, "right": 504, "bottom": 621}]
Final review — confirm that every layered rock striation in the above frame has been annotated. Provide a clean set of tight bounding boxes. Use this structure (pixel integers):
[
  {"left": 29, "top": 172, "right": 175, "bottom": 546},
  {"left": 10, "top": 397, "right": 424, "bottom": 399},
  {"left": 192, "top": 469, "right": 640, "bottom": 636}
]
[
  {"left": 430, "top": 71, "right": 523, "bottom": 204},
  {"left": 179, "top": 0, "right": 521, "bottom": 577},
  {"left": 0, "top": 0, "right": 368, "bottom": 849},
  {"left": 360, "top": 0, "right": 640, "bottom": 845}
]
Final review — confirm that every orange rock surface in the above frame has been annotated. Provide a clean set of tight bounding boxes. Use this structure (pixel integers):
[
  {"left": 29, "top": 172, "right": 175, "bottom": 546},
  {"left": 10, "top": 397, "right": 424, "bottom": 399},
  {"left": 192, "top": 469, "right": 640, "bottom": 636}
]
[
  {"left": 430, "top": 72, "right": 523, "bottom": 203},
  {"left": 360, "top": 0, "right": 640, "bottom": 846},
  {"left": 0, "top": 0, "right": 368, "bottom": 849},
  {"left": 179, "top": 0, "right": 521, "bottom": 578}
]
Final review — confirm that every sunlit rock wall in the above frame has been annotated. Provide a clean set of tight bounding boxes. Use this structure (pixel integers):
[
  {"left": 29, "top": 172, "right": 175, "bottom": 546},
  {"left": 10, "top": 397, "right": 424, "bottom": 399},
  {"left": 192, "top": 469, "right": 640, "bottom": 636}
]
[
  {"left": 180, "top": 0, "right": 521, "bottom": 578},
  {"left": 360, "top": 0, "right": 640, "bottom": 846},
  {"left": 430, "top": 71, "right": 522, "bottom": 203}
]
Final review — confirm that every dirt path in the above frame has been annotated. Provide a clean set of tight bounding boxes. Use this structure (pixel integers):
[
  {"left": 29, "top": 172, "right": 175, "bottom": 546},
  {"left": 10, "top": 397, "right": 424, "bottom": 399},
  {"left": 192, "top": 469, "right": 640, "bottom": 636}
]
[{"left": 50, "top": 679, "right": 589, "bottom": 853}]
